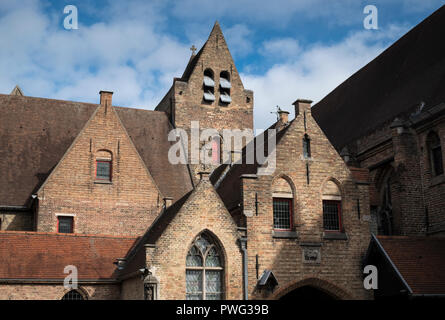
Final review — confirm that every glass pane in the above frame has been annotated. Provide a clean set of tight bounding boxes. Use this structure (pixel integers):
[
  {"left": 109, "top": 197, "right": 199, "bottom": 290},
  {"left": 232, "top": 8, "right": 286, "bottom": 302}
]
[
  {"left": 186, "top": 270, "right": 202, "bottom": 294},
  {"left": 96, "top": 161, "right": 111, "bottom": 180},
  {"left": 205, "top": 271, "right": 221, "bottom": 294},
  {"left": 205, "top": 247, "right": 221, "bottom": 267},
  {"left": 273, "top": 199, "right": 291, "bottom": 229},
  {"left": 186, "top": 246, "right": 203, "bottom": 267},
  {"left": 206, "top": 293, "right": 222, "bottom": 300},
  {"left": 195, "top": 235, "right": 211, "bottom": 254},
  {"left": 58, "top": 217, "right": 73, "bottom": 233},
  {"left": 323, "top": 201, "right": 340, "bottom": 231},
  {"left": 186, "top": 293, "right": 203, "bottom": 300}
]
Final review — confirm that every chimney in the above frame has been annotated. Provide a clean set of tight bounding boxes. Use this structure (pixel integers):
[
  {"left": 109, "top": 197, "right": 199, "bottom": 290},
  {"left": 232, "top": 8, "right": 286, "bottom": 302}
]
[
  {"left": 275, "top": 107, "right": 290, "bottom": 132},
  {"left": 99, "top": 90, "right": 113, "bottom": 107},
  {"left": 293, "top": 99, "right": 313, "bottom": 117},
  {"left": 198, "top": 171, "right": 210, "bottom": 181},
  {"left": 278, "top": 109, "right": 289, "bottom": 124},
  {"left": 163, "top": 197, "right": 173, "bottom": 208}
]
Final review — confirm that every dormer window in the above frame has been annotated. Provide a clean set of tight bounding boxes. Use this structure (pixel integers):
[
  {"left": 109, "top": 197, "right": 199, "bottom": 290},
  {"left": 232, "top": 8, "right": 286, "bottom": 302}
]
[
  {"left": 219, "top": 71, "right": 231, "bottom": 104},
  {"left": 203, "top": 69, "right": 215, "bottom": 102}
]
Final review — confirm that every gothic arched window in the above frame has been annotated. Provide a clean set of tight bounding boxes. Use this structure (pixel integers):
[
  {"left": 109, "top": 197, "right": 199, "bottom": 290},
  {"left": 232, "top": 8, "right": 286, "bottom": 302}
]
[
  {"left": 186, "top": 233, "right": 224, "bottom": 300},
  {"left": 61, "top": 290, "right": 85, "bottom": 300},
  {"left": 427, "top": 131, "right": 443, "bottom": 176}
]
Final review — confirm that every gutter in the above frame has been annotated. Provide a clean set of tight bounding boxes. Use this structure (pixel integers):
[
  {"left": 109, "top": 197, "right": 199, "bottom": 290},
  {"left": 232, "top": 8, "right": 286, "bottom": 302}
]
[{"left": 238, "top": 237, "right": 248, "bottom": 300}]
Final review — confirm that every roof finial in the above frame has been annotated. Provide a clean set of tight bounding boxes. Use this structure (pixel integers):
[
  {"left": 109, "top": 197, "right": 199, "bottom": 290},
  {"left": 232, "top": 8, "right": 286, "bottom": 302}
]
[{"left": 190, "top": 45, "right": 197, "bottom": 55}]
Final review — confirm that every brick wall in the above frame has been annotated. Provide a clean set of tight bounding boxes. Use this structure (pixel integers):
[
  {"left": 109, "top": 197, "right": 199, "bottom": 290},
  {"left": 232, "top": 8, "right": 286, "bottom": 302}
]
[
  {"left": 0, "top": 284, "right": 120, "bottom": 300},
  {"left": 36, "top": 92, "right": 162, "bottom": 236},
  {"left": 241, "top": 101, "right": 372, "bottom": 300},
  {"left": 146, "top": 177, "right": 244, "bottom": 300}
]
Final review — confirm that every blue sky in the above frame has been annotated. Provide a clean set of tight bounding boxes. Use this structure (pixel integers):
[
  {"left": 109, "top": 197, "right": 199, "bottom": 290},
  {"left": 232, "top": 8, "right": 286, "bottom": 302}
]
[{"left": 0, "top": 0, "right": 443, "bottom": 129}]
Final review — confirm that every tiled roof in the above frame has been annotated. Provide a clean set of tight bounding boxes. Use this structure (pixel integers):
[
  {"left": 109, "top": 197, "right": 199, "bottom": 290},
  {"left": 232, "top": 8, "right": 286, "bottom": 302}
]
[
  {"left": 0, "top": 231, "right": 138, "bottom": 280},
  {"left": 312, "top": 5, "right": 445, "bottom": 150},
  {"left": 0, "top": 94, "right": 193, "bottom": 207},
  {"left": 376, "top": 235, "right": 445, "bottom": 295}
]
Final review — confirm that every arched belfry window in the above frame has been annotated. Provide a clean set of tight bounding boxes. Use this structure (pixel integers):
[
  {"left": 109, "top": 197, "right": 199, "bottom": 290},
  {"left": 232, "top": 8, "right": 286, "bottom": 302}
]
[
  {"left": 186, "top": 233, "right": 224, "bottom": 300},
  {"left": 203, "top": 69, "right": 215, "bottom": 102},
  {"left": 322, "top": 180, "right": 342, "bottom": 232},
  {"left": 219, "top": 71, "right": 231, "bottom": 104},
  {"left": 272, "top": 177, "right": 294, "bottom": 230},
  {"left": 427, "top": 131, "right": 443, "bottom": 176},
  {"left": 61, "top": 290, "right": 85, "bottom": 300}
]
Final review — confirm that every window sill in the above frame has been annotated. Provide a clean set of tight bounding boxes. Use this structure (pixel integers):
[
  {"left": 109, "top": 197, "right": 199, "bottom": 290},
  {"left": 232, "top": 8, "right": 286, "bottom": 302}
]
[
  {"left": 323, "top": 232, "right": 348, "bottom": 240},
  {"left": 94, "top": 180, "right": 112, "bottom": 185},
  {"left": 272, "top": 230, "right": 298, "bottom": 239},
  {"left": 430, "top": 174, "right": 445, "bottom": 187}
]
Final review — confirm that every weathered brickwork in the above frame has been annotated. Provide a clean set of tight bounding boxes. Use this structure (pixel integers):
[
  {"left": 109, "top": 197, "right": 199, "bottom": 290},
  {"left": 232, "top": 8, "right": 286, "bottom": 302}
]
[
  {"left": 241, "top": 101, "right": 372, "bottom": 300},
  {"left": 0, "top": 284, "right": 120, "bottom": 300},
  {"left": 36, "top": 92, "right": 162, "bottom": 236},
  {"left": 146, "top": 177, "right": 244, "bottom": 300},
  {"left": 348, "top": 112, "right": 445, "bottom": 237}
]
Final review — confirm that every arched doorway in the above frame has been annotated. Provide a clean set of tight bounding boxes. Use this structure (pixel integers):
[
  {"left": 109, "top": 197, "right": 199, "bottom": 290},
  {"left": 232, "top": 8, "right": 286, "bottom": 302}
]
[{"left": 279, "top": 286, "right": 335, "bottom": 300}]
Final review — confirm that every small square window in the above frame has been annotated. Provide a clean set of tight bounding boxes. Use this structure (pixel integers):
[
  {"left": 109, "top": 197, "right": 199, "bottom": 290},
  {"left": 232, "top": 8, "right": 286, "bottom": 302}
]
[
  {"left": 58, "top": 216, "right": 73, "bottom": 233},
  {"left": 96, "top": 160, "right": 111, "bottom": 181}
]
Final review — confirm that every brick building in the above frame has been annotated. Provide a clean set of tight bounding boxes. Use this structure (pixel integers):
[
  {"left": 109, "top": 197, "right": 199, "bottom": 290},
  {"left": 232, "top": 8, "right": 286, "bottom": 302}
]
[
  {"left": 313, "top": 6, "right": 445, "bottom": 298},
  {"left": 0, "top": 14, "right": 443, "bottom": 300}
]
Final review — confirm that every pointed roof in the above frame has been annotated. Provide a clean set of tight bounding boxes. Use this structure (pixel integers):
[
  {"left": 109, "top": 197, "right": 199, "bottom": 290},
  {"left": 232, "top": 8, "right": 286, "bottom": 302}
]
[
  {"left": 10, "top": 85, "right": 23, "bottom": 96},
  {"left": 0, "top": 94, "right": 193, "bottom": 206},
  {"left": 180, "top": 21, "right": 230, "bottom": 82},
  {"left": 0, "top": 231, "right": 138, "bottom": 280}
]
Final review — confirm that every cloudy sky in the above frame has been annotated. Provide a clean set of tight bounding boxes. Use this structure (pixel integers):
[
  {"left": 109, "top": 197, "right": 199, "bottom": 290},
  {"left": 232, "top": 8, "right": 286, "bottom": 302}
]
[{"left": 0, "top": 0, "right": 443, "bottom": 129}]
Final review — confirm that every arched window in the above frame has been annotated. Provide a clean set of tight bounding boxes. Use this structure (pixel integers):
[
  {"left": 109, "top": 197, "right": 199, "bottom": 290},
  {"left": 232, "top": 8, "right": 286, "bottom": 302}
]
[
  {"left": 61, "top": 290, "right": 85, "bottom": 300},
  {"left": 186, "top": 233, "right": 224, "bottom": 300},
  {"left": 203, "top": 69, "right": 215, "bottom": 102},
  {"left": 95, "top": 150, "right": 112, "bottom": 182},
  {"left": 272, "top": 177, "right": 294, "bottom": 230},
  {"left": 322, "top": 180, "right": 342, "bottom": 232},
  {"left": 427, "top": 131, "right": 443, "bottom": 176},
  {"left": 219, "top": 71, "right": 231, "bottom": 104}
]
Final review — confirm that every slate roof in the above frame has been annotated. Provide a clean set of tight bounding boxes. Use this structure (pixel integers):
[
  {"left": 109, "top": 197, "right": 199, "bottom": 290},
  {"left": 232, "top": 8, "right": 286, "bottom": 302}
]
[
  {"left": 0, "top": 231, "right": 138, "bottom": 280},
  {"left": 312, "top": 5, "right": 445, "bottom": 150},
  {"left": 0, "top": 94, "right": 193, "bottom": 207},
  {"left": 374, "top": 235, "right": 445, "bottom": 295}
]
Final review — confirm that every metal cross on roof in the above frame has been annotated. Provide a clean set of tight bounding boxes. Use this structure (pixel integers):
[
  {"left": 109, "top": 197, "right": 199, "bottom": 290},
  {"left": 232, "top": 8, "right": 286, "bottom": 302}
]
[{"left": 190, "top": 45, "right": 197, "bottom": 55}]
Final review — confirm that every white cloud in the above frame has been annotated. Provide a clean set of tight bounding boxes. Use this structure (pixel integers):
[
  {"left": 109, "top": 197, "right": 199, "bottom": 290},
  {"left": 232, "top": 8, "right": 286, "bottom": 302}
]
[
  {"left": 0, "top": 0, "right": 190, "bottom": 109},
  {"left": 261, "top": 38, "right": 300, "bottom": 60},
  {"left": 242, "top": 25, "right": 409, "bottom": 130}
]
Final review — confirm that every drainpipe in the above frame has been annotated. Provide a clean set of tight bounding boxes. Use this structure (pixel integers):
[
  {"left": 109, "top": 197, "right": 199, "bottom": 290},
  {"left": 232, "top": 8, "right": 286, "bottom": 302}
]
[{"left": 238, "top": 237, "right": 248, "bottom": 300}]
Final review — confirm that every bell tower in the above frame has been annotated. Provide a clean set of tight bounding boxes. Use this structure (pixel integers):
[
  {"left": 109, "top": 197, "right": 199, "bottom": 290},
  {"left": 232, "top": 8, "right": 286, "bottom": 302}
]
[{"left": 155, "top": 21, "right": 254, "bottom": 133}]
